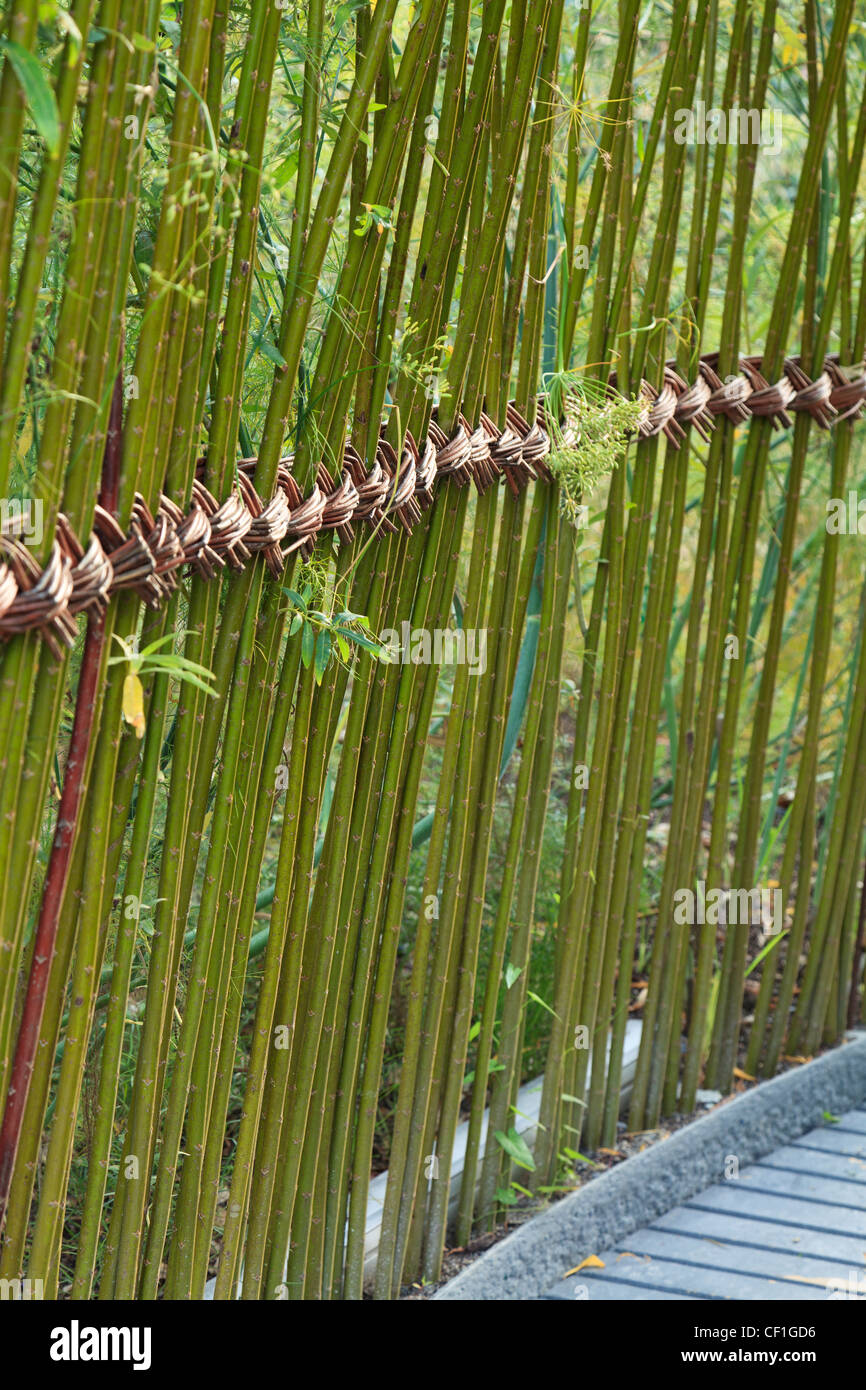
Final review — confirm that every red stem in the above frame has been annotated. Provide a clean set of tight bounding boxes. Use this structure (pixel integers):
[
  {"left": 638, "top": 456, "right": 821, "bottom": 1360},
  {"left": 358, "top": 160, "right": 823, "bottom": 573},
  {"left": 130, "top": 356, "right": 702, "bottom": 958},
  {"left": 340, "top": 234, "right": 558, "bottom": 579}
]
[{"left": 0, "top": 371, "right": 123, "bottom": 1231}]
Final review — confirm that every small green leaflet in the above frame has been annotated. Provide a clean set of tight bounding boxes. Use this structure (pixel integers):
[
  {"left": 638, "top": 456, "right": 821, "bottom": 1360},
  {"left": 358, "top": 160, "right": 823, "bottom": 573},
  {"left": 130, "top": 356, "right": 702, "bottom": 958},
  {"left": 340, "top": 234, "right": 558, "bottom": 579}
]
[
  {"left": 0, "top": 39, "right": 60, "bottom": 155},
  {"left": 314, "top": 630, "right": 331, "bottom": 685},
  {"left": 301, "top": 620, "right": 316, "bottom": 669},
  {"left": 258, "top": 339, "right": 287, "bottom": 370},
  {"left": 504, "top": 962, "right": 522, "bottom": 989},
  {"left": 493, "top": 1126, "right": 535, "bottom": 1171}
]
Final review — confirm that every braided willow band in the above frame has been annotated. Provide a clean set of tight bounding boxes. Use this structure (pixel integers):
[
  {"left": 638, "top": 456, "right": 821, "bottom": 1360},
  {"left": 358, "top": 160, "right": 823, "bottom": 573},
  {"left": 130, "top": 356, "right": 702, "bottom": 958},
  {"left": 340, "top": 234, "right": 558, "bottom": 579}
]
[{"left": 2, "top": 353, "right": 864, "bottom": 654}]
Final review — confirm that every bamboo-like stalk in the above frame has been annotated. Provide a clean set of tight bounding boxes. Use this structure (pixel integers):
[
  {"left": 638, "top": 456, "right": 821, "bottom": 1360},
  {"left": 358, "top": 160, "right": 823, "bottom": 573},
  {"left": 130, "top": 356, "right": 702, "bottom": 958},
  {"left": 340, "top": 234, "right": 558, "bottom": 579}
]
[{"left": 4, "top": 1, "right": 866, "bottom": 1303}]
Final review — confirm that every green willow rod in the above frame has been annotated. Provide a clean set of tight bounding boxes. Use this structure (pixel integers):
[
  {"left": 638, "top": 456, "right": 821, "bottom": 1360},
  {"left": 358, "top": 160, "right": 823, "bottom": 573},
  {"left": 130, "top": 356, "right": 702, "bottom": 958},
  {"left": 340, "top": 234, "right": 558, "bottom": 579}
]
[
  {"left": 387, "top": 0, "right": 511, "bottom": 444},
  {"left": 701, "top": 0, "right": 854, "bottom": 1093},
  {"left": 237, "top": 2, "right": 464, "bottom": 1278},
  {"left": 105, "top": 1, "right": 297, "bottom": 1297},
  {"left": 361, "top": 6, "right": 536, "bottom": 1283},
  {"left": 756, "top": 327, "right": 866, "bottom": 1074},
  {"left": 629, "top": 0, "right": 779, "bottom": 1126},
  {"left": 0, "top": 3, "right": 157, "bottom": 1250},
  {"left": 318, "top": 512, "right": 459, "bottom": 1299},
  {"left": 251, "top": 0, "right": 401, "bottom": 500},
  {"left": 181, "top": 589, "right": 305, "bottom": 1300},
  {"left": 747, "top": 86, "right": 866, "bottom": 1076},
  {"left": 385, "top": 0, "right": 559, "bottom": 1275},
  {"left": 573, "top": 0, "right": 705, "bottom": 1147},
  {"left": 372, "top": 491, "right": 543, "bottom": 1294},
  {"left": 654, "top": 0, "right": 783, "bottom": 1115},
  {"left": 430, "top": 0, "right": 565, "bottom": 1256},
  {"left": 598, "top": 0, "right": 723, "bottom": 1134},
  {"left": 0, "top": 0, "right": 38, "bottom": 359},
  {"left": 471, "top": 498, "right": 562, "bottom": 1228},
  {"left": 710, "top": 37, "right": 865, "bottom": 1075},
  {"left": 452, "top": 157, "right": 561, "bottom": 1244},
  {"left": 0, "top": 0, "right": 142, "bottom": 1060},
  {"left": 0, "top": 0, "right": 97, "bottom": 492},
  {"left": 791, "top": 588, "right": 866, "bottom": 1053},
  {"left": 309, "top": 523, "right": 463, "bottom": 1298},
  {"left": 533, "top": 0, "right": 644, "bottom": 1185},
  {"left": 263, "top": 539, "right": 418, "bottom": 1299},
  {"left": 336, "top": 513, "right": 469, "bottom": 1298},
  {"left": 293, "top": 0, "right": 448, "bottom": 481}
]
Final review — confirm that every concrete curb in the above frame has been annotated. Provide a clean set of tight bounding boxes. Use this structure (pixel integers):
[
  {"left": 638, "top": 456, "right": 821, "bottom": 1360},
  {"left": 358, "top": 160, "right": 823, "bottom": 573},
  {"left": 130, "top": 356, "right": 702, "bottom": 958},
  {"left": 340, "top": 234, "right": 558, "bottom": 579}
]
[{"left": 433, "top": 1030, "right": 866, "bottom": 1301}]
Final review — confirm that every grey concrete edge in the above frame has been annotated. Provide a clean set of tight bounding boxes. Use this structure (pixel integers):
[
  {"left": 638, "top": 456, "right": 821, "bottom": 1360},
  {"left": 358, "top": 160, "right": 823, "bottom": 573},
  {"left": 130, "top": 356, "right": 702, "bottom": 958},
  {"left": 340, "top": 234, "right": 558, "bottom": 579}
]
[{"left": 432, "top": 1029, "right": 866, "bottom": 1301}]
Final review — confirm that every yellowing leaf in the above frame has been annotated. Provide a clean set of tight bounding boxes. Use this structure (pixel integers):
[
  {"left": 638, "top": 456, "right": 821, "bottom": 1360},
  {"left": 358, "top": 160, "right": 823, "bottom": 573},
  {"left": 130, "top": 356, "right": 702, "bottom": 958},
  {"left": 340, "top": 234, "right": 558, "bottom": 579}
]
[
  {"left": 564, "top": 1254, "right": 605, "bottom": 1276},
  {"left": 122, "top": 672, "right": 146, "bottom": 739},
  {"left": 732, "top": 1066, "right": 755, "bottom": 1081}
]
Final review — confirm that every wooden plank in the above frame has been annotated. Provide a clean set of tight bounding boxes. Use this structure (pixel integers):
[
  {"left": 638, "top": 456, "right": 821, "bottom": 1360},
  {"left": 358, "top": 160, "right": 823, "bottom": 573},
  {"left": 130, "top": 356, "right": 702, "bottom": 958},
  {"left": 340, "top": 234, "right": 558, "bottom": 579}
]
[
  {"left": 739, "top": 1163, "right": 866, "bottom": 1211},
  {"left": 756, "top": 1144, "right": 866, "bottom": 1185},
  {"left": 687, "top": 1184, "right": 866, "bottom": 1237},
  {"left": 828, "top": 1110, "right": 866, "bottom": 1134},
  {"left": 792, "top": 1128, "right": 866, "bottom": 1158},
  {"left": 542, "top": 1278, "right": 693, "bottom": 1300},
  {"left": 652, "top": 1204, "right": 866, "bottom": 1263},
  {"left": 617, "top": 1226, "right": 860, "bottom": 1293},
  {"left": 545, "top": 1255, "right": 831, "bottom": 1300}
]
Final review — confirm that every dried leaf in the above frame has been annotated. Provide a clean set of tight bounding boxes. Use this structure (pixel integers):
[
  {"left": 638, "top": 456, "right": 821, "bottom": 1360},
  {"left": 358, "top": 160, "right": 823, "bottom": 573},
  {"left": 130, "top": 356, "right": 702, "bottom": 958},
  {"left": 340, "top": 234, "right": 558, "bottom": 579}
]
[
  {"left": 122, "top": 672, "right": 146, "bottom": 739},
  {"left": 563, "top": 1254, "right": 605, "bottom": 1276}
]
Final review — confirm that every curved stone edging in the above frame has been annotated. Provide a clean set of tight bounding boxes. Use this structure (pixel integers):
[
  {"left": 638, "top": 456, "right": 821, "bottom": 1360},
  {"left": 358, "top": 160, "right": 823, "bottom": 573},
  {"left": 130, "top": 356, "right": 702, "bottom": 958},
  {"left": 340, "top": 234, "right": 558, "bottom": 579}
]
[{"left": 432, "top": 1029, "right": 866, "bottom": 1301}]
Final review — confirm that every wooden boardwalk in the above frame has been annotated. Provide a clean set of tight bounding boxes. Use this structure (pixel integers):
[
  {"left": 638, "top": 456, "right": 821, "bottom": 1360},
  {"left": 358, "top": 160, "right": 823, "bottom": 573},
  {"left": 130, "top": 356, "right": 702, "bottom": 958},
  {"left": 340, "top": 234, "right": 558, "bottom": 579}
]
[{"left": 543, "top": 1107, "right": 866, "bottom": 1300}]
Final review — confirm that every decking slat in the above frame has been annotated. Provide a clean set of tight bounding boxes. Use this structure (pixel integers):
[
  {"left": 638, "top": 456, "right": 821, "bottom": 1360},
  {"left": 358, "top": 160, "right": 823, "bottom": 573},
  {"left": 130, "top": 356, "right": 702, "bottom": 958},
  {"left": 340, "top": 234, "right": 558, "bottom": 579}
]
[
  {"left": 739, "top": 1163, "right": 866, "bottom": 1211},
  {"left": 542, "top": 1278, "right": 692, "bottom": 1301},
  {"left": 685, "top": 1182, "right": 866, "bottom": 1237},
  {"left": 792, "top": 1129, "right": 866, "bottom": 1158},
  {"left": 652, "top": 1205, "right": 866, "bottom": 1262},
  {"left": 615, "top": 1226, "right": 860, "bottom": 1292},
  {"left": 755, "top": 1144, "right": 866, "bottom": 1185}
]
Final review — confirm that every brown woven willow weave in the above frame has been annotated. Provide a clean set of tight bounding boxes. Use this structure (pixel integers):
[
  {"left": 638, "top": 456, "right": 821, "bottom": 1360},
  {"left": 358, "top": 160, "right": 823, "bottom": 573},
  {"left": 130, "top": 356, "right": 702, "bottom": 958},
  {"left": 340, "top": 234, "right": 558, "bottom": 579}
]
[{"left": 1, "top": 352, "right": 865, "bottom": 654}]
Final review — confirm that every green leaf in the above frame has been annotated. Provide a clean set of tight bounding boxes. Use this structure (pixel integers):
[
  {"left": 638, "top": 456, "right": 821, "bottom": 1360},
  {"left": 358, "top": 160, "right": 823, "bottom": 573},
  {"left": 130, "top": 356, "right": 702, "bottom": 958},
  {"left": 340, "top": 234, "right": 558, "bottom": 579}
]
[
  {"left": 55, "top": 7, "right": 83, "bottom": 64},
  {"left": 139, "top": 660, "right": 215, "bottom": 697},
  {"left": 138, "top": 632, "right": 178, "bottom": 658},
  {"left": 525, "top": 990, "right": 559, "bottom": 1019},
  {"left": 0, "top": 39, "right": 61, "bottom": 155},
  {"left": 142, "top": 652, "right": 216, "bottom": 682},
  {"left": 493, "top": 1126, "right": 536, "bottom": 1172},
  {"left": 504, "top": 961, "right": 522, "bottom": 989},
  {"left": 336, "top": 627, "right": 384, "bottom": 659},
  {"left": 289, "top": 613, "right": 303, "bottom": 637},
  {"left": 283, "top": 587, "right": 308, "bottom": 612},
  {"left": 494, "top": 1186, "right": 519, "bottom": 1206},
  {"left": 274, "top": 153, "right": 298, "bottom": 187},
  {"left": 301, "top": 620, "right": 315, "bottom": 669},
  {"left": 314, "top": 629, "right": 331, "bottom": 684},
  {"left": 258, "top": 339, "right": 287, "bottom": 369}
]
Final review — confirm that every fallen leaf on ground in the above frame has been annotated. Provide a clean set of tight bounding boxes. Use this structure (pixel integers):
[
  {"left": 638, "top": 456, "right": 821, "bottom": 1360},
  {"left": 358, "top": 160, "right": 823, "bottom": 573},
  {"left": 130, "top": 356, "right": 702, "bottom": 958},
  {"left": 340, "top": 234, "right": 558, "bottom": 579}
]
[
  {"left": 564, "top": 1254, "right": 605, "bottom": 1276},
  {"left": 733, "top": 1067, "right": 755, "bottom": 1081}
]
